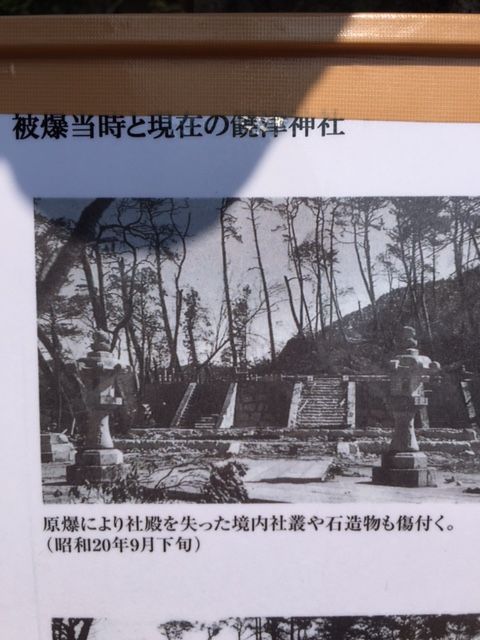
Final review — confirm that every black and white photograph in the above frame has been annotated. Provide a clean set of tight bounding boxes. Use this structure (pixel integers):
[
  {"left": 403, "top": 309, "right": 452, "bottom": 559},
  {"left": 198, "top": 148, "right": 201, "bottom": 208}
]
[
  {"left": 50, "top": 615, "right": 480, "bottom": 640},
  {"left": 36, "top": 196, "right": 480, "bottom": 503}
]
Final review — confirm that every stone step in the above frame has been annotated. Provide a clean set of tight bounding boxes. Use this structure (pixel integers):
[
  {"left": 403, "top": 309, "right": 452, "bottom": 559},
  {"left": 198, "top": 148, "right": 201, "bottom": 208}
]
[
  {"left": 300, "top": 416, "right": 345, "bottom": 420},
  {"left": 303, "top": 397, "right": 343, "bottom": 401},
  {"left": 299, "top": 417, "right": 346, "bottom": 420},
  {"left": 300, "top": 402, "right": 344, "bottom": 406},
  {"left": 301, "top": 400, "right": 345, "bottom": 405},
  {"left": 300, "top": 413, "right": 345, "bottom": 417},
  {"left": 299, "top": 421, "right": 346, "bottom": 424},
  {"left": 304, "top": 390, "right": 343, "bottom": 395},
  {"left": 298, "top": 381, "right": 347, "bottom": 431},
  {"left": 302, "top": 402, "right": 344, "bottom": 406},
  {"left": 306, "top": 383, "right": 342, "bottom": 385},
  {"left": 300, "top": 419, "right": 346, "bottom": 423},
  {"left": 298, "top": 423, "right": 346, "bottom": 428},
  {"left": 305, "top": 390, "right": 343, "bottom": 395},
  {"left": 298, "top": 425, "right": 346, "bottom": 428},
  {"left": 299, "top": 412, "right": 346, "bottom": 417},
  {"left": 300, "top": 407, "right": 345, "bottom": 411},
  {"left": 299, "top": 410, "right": 346, "bottom": 416},
  {"left": 309, "top": 383, "right": 342, "bottom": 386},
  {"left": 298, "top": 412, "right": 346, "bottom": 419},
  {"left": 299, "top": 419, "right": 346, "bottom": 424},
  {"left": 194, "top": 416, "right": 217, "bottom": 429},
  {"left": 299, "top": 422, "right": 344, "bottom": 432},
  {"left": 298, "top": 415, "right": 345, "bottom": 418},
  {"left": 300, "top": 399, "right": 345, "bottom": 404},
  {"left": 299, "top": 417, "right": 346, "bottom": 421},
  {"left": 299, "top": 407, "right": 346, "bottom": 411}
]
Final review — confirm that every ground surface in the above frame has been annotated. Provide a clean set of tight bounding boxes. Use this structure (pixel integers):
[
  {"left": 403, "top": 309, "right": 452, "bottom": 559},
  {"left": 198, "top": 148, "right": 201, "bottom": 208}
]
[
  {"left": 242, "top": 459, "right": 480, "bottom": 503},
  {"left": 42, "top": 456, "right": 480, "bottom": 504}
]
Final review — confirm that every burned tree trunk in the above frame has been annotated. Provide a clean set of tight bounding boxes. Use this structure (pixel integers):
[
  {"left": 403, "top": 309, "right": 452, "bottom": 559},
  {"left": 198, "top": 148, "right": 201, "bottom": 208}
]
[{"left": 37, "top": 198, "right": 113, "bottom": 315}]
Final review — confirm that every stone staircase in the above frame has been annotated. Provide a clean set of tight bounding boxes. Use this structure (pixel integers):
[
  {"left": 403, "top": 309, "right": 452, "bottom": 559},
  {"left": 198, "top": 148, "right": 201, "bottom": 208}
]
[
  {"left": 171, "top": 382, "right": 198, "bottom": 428},
  {"left": 173, "top": 382, "right": 226, "bottom": 429},
  {"left": 296, "top": 378, "right": 348, "bottom": 428},
  {"left": 194, "top": 416, "right": 218, "bottom": 429}
]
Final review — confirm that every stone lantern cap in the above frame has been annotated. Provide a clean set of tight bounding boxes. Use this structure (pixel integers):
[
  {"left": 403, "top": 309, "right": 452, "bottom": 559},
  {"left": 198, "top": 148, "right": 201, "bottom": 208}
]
[
  {"left": 390, "top": 351, "right": 441, "bottom": 371},
  {"left": 389, "top": 326, "right": 441, "bottom": 373},
  {"left": 79, "top": 330, "right": 120, "bottom": 371}
]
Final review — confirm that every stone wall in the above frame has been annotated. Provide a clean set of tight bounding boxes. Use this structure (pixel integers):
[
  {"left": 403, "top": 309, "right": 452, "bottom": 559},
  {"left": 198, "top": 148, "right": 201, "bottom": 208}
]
[
  {"left": 181, "top": 381, "right": 230, "bottom": 427},
  {"left": 355, "top": 374, "right": 473, "bottom": 430},
  {"left": 142, "top": 372, "right": 476, "bottom": 431},
  {"left": 427, "top": 375, "right": 472, "bottom": 428},
  {"left": 143, "top": 381, "right": 188, "bottom": 427},
  {"left": 234, "top": 380, "right": 293, "bottom": 428},
  {"left": 355, "top": 379, "right": 393, "bottom": 429}
]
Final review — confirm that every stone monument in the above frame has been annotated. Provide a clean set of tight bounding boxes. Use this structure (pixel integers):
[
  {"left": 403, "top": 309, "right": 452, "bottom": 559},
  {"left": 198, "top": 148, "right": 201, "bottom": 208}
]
[
  {"left": 372, "top": 326, "right": 440, "bottom": 487},
  {"left": 41, "top": 432, "right": 76, "bottom": 463},
  {"left": 66, "top": 331, "right": 128, "bottom": 484}
]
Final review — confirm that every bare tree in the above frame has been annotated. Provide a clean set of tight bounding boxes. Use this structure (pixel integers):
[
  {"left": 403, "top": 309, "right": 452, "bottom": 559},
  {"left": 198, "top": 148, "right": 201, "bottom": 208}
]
[
  {"left": 388, "top": 197, "right": 447, "bottom": 342},
  {"left": 158, "top": 622, "right": 195, "bottom": 640},
  {"left": 51, "top": 618, "right": 94, "bottom": 640},
  {"left": 219, "top": 198, "right": 242, "bottom": 369},
  {"left": 112, "top": 198, "right": 191, "bottom": 372},
  {"left": 444, "top": 197, "right": 480, "bottom": 334},
  {"left": 344, "top": 197, "right": 385, "bottom": 331},
  {"left": 221, "top": 618, "right": 256, "bottom": 640},
  {"left": 36, "top": 198, "right": 113, "bottom": 315},
  {"left": 182, "top": 287, "right": 212, "bottom": 370},
  {"left": 277, "top": 198, "right": 313, "bottom": 334},
  {"left": 242, "top": 198, "right": 277, "bottom": 366}
]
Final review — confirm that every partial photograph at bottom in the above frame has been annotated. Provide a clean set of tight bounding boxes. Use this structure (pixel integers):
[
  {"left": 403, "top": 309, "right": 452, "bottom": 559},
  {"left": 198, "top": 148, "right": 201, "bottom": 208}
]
[{"left": 51, "top": 615, "right": 480, "bottom": 640}]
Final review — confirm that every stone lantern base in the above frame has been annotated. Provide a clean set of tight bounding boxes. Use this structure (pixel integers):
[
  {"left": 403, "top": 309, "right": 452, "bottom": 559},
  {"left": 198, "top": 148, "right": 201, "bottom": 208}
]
[
  {"left": 372, "top": 451, "right": 437, "bottom": 488},
  {"left": 66, "top": 449, "right": 128, "bottom": 485}
]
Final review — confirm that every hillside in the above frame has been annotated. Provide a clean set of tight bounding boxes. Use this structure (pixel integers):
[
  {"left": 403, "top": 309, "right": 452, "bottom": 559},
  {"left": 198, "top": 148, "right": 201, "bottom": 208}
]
[{"left": 276, "top": 267, "right": 480, "bottom": 376}]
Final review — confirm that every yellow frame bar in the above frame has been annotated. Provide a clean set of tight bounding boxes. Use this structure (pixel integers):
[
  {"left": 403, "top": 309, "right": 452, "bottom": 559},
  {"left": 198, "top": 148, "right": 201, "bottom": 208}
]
[{"left": 0, "top": 13, "right": 479, "bottom": 121}]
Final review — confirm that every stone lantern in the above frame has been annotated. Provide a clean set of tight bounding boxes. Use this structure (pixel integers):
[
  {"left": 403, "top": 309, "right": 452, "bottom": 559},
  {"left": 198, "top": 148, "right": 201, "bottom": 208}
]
[
  {"left": 66, "top": 331, "right": 128, "bottom": 484},
  {"left": 372, "top": 326, "right": 440, "bottom": 487}
]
